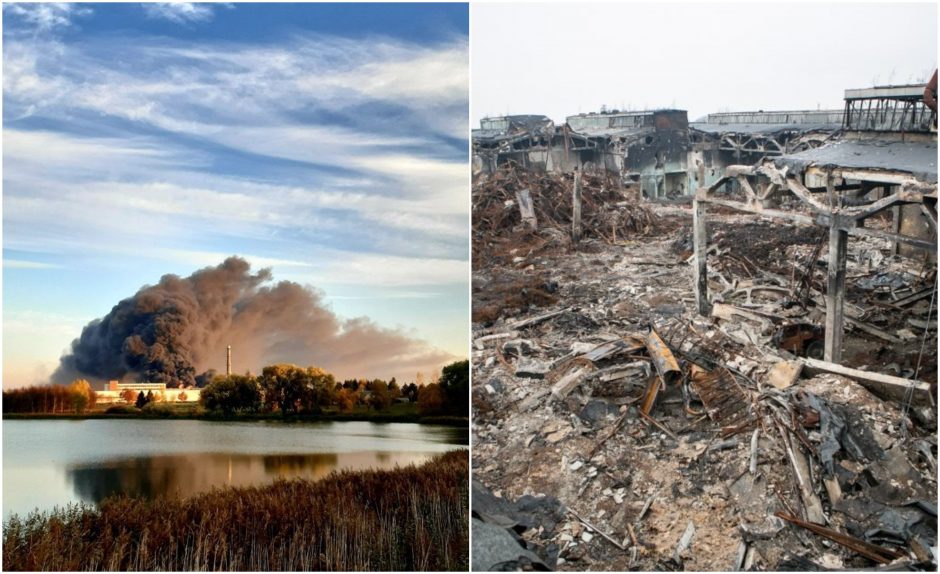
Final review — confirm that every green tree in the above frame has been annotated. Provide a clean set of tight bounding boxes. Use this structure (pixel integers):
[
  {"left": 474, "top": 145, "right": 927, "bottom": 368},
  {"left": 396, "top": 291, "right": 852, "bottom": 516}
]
[
  {"left": 300, "top": 366, "right": 336, "bottom": 413},
  {"left": 201, "top": 374, "right": 262, "bottom": 415},
  {"left": 388, "top": 378, "right": 402, "bottom": 401},
  {"left": 135, "top": 391, "right": 147, "bottom": 409},
  {"left": 260, "top": 364, "right": 336, "bottom": 416},
  {"left": 260, "top": 364, "right": 303, "bottom": 415},
  {"left": 439, "top": 360, "right": 469, "bottom": 416}
]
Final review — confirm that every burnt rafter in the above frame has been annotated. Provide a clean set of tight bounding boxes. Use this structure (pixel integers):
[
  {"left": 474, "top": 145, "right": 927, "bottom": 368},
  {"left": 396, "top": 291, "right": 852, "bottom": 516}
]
[{"left": 692, "top": 161, "right": 937, "bottom": 364}]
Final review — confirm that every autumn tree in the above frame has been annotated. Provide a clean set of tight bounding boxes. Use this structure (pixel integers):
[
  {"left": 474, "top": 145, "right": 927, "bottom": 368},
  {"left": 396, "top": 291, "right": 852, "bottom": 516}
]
[
  {"left": 121, "top": 389, "right": 137, "bottom": 403},
  {"left": 368, "top": 379, "right": 391, "bottom": 411},
  {"left": 417, "top": 383, "right": 444, "bottom": 415},
  {"left": 335, "top": 388, "right": 359, "bottom": 412},
  {"left": 68, "top": 379, "right": 96, "bottom": 413},
  {"left": 2, "top": 384, "right": 97, "bottom": 414}
]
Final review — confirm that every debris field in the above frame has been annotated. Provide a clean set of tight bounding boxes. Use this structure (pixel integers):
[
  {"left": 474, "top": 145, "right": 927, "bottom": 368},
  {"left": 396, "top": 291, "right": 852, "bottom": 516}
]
[{"left": 470, "top": 165, "right": 938, "bottom": 571}]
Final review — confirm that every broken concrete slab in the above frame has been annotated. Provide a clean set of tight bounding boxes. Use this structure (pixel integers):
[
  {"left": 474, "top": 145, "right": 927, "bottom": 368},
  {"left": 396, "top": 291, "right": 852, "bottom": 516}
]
[
  {"left": 765, "top": 360, "right": 803, "bottom": 389},
  {"left": 516, "top": 357, "right": 551, "bottom": 379}
]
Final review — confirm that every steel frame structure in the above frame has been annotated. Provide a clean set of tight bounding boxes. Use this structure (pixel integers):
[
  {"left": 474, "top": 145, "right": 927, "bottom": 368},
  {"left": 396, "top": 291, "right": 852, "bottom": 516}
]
[
  {"left": 692, "top": 162, "right": 937, "bottom": 363},
  {"left": 717, "top": 131, "right": 834, "bottom": 158}
]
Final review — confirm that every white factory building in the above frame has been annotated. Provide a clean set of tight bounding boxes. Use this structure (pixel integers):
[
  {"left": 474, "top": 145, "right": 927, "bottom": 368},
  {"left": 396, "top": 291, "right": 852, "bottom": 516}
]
[{"left": 96, "top": 380, "right": 201, "bottom": 404}]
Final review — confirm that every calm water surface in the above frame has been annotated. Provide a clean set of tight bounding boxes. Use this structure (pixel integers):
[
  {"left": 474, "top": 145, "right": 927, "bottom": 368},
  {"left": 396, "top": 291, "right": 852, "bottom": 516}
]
[{"left": 3, "top": 419, "right": 467, "bottom": 519}]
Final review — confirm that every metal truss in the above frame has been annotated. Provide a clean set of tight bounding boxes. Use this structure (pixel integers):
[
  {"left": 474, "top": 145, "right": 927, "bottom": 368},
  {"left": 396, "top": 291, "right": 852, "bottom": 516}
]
[{"left": 692, "top": 162, "right": 937, "bottom": 363}]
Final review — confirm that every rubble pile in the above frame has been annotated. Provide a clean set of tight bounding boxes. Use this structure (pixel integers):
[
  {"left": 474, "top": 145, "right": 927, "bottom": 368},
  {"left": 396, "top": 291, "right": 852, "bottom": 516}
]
[
  {"left": 472, "top": 163, "right": 658, "bottom": 264},
  {"left": 471, "top": 179, "right": 937, "bottom": 571}
]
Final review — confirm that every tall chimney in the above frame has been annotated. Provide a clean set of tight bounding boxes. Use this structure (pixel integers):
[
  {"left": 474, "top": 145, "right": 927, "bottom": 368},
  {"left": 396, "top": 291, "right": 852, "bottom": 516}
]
[{"left": 226, "top": 345, "right": 232, "bottom": 376}]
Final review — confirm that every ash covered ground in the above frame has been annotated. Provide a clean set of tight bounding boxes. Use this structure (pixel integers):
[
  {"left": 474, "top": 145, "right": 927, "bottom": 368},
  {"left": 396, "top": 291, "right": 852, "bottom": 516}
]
[{"left": 471, "top": 168, "right": 937, "bottom": 571}]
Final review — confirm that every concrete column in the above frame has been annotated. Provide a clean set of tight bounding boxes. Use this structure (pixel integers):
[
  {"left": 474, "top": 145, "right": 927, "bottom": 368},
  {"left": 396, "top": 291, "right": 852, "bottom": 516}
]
[
  {"left": 572, "top": 171, "right": 582, "bottom": 244},
  {"left": 824, "top": 223, "right": 848, "bottom": 363},
  {"left": 693, "top": 198, "right": 710, "bottom": 316}
]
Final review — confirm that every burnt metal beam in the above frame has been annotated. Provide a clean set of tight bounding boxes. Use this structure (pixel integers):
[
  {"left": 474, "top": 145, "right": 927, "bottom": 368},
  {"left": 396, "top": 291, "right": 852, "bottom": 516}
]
[
  {"left": 695, "top": 163, "right": 937, "bottom": 369},
  {"left": 785, "top": 176, "right": 830, "bottom": 213},
  {"left": 842, "top": 189, "right": 924, "bottom": 220},
  {"left": 851, "top": 224, "right": 937, "bottom": 252},
  {"left": 698, "top": 197, "right": 816, "bottom": 226}
]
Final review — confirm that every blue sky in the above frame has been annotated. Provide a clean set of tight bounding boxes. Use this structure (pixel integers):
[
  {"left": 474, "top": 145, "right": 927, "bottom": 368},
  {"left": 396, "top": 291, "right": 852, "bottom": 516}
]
[{"left": 3, "top": 3, "right": 469, "bottom": 387}]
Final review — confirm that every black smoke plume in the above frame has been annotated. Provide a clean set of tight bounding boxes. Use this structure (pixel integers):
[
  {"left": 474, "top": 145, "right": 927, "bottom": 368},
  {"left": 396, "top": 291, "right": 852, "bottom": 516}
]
[{"left": 53, "top": 257, "right": 455, "bottom": 386}]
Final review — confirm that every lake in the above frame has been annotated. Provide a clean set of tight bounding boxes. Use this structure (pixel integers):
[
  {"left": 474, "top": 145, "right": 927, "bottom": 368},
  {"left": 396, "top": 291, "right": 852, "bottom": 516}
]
[{"left": 2, "top": 419, "right": 468, "bottom": 520}]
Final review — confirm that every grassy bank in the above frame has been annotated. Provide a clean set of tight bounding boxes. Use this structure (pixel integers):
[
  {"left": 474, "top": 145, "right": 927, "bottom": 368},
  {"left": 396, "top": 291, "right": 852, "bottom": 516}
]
[
  {"left": 3, "top": 450, "right": 469, "bottom": 571},
  {"left": 3, "top": 402, "right": 468, "bottom": 427}
]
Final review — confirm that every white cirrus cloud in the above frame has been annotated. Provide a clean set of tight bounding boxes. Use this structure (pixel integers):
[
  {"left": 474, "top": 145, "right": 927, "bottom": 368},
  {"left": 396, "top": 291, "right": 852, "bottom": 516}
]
[
  {"left": 3, "top": 259, "right": 61, "bottom": 270},
  {"left": 2, "top": 3, "right": 91, "bottom": 32},
  {"left": 142, "top": 2, "right": 219, "bottom": 24}
]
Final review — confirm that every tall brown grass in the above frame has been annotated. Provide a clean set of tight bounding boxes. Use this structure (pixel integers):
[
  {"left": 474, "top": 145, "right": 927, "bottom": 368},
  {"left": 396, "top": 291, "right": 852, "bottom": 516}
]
[{"left": 3, "top": 450, "right": 468, "bottom": 571}]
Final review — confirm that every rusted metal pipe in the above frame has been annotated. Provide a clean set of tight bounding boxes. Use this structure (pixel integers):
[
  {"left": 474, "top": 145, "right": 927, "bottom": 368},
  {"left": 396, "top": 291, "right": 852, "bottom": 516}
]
[
  {"left": 774, "top": 512, "right": 905, "bottom": 564},
  {"left": 645, "top": 327, "right": 681, "bottom": 385}
]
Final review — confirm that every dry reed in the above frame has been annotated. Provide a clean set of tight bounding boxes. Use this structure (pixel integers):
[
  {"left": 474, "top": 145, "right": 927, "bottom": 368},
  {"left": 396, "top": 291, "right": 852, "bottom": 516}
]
[{"left": 3, "top": 450, "right": 468, "bottom": 571}]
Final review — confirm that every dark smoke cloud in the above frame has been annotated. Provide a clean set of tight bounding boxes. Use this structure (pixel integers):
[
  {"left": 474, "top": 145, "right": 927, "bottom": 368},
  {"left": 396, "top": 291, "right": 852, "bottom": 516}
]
[{"left": 53, "top": 257, "right": 457, "bottom": 386}]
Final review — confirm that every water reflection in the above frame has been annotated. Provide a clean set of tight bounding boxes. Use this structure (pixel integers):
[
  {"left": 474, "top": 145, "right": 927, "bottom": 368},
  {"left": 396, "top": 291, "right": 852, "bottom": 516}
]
[
  {"left": 66, "top": 451, "right": 432, "bottom": 506},
  {"left": 4, "top": 419, "right": 465, "bottom": 518}
]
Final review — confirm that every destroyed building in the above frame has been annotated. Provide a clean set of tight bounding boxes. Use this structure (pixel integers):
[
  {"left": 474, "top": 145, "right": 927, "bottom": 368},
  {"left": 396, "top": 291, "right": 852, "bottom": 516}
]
[
  {"left": 471, "top": 77, "right": 937, "bottom": 571},
  {"left": 473, "top": 110, "right": 695, "bottom": 198},
  {"left": 473, "top": 108, "right": 845, "bottom": 200},
  {"left": 689, "top": 110, "right": 843, "bottom": 162},
  {"left": 566, "top": 110, "right": 691, "bottom": 199},
  {"left": 472, "top": 115, "right": 557, "bottom": 175}
]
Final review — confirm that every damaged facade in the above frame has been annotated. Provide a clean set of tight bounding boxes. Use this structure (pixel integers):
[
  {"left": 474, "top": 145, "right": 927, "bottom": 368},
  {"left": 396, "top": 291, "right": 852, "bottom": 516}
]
[
  {"left": 472, "top": 108, "right": 845, "bottom": 200},
  {"left": 471, "top": 77, "right": 937, "bottom": 571},
  {"left": 566, "top": 110, "right": 691, "bottom": 198},
  {"left": 473, "top": 109, "right": 696, "bottom": 198}
]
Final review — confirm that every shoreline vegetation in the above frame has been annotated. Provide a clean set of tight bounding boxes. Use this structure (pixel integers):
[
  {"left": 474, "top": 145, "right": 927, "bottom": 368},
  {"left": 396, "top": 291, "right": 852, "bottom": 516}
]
[
  {"left": 3, "top": 450, "right": 469, "bottom": 571},
  {"left": 3, "top": 361, "right": 470, "bottom": 428}
]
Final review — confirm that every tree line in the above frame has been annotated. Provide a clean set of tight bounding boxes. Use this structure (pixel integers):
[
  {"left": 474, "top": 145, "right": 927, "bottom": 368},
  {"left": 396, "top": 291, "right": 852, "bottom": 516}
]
[
  {"left": 2, "top": 380, "right": 97, "bottom": 414},
  {"left": 201, "top": 360, "right": 468, "bottom": 417},
  {"left": 1, "top": 360, "right": 470, "bottom": 418}
]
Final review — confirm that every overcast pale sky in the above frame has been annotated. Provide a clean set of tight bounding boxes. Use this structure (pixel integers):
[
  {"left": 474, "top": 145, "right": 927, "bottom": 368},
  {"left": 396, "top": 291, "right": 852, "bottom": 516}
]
[{"left": 472, "top": 2, "right": 938, "bottom": 125}]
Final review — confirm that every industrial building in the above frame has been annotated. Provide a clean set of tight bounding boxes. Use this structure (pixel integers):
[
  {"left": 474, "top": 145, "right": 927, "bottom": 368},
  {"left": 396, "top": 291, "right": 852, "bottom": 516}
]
[{"left": 96, "top": 381, "right": 201, "bottom": 404}]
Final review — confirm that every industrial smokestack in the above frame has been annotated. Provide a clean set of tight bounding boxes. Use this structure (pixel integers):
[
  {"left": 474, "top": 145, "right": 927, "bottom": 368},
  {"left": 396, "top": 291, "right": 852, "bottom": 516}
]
[{"left": 226, "top": 345, "right": 232, "bottom": 376}]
